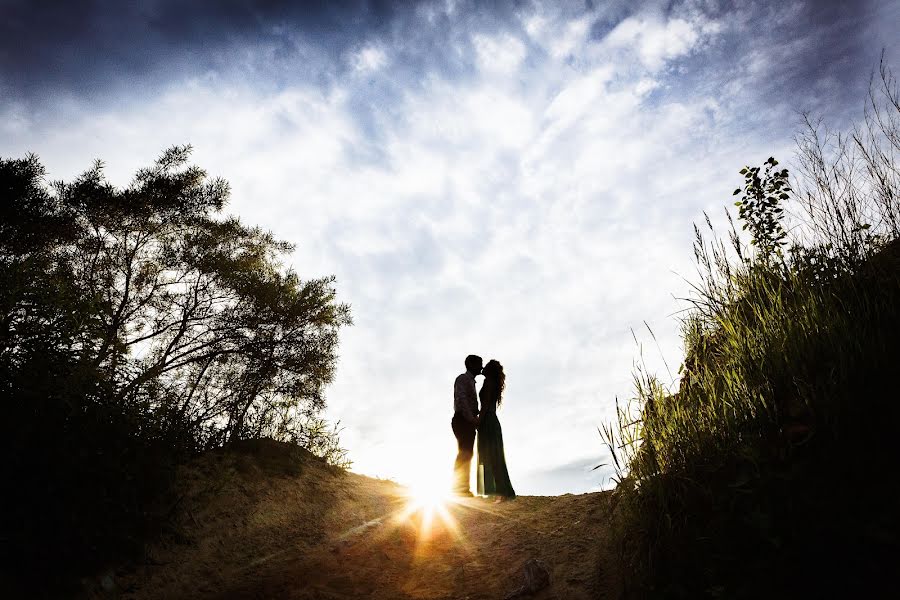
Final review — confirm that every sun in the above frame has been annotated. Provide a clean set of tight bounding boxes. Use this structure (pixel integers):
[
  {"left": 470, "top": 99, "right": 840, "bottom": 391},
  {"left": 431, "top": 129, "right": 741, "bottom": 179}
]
[
  {"left": 405, "top": 475, "right": 453, "bottom": 513},
  {"left": 395, "top": 471, "right": 462, "bottom": 542},
  {"left": 394, "top": 451, "right": 457, "bottom": 515}
]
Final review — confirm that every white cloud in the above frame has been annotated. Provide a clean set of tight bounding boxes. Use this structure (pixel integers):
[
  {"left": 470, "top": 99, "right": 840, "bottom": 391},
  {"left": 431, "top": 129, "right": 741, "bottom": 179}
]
[
  {"left": 634, "top": 77, "right": 660, "bottom": 96},
  {"left": 549, "top": 17, "right": 591, "bottom": 59},
  {"left": 523, "top": 13, "right": 546, "bottom": 40},
  {"left": 350, "top": 45, "right": 388, "bottom": 73},
  {"left": 472, "top": 32, "right": 527, "bottom": 75},
  {"left": 604, "top": 15, "right": 715, "bottom": 70},
  {"left": 1, "top": 1, "right": 857, "bottom": 495}
]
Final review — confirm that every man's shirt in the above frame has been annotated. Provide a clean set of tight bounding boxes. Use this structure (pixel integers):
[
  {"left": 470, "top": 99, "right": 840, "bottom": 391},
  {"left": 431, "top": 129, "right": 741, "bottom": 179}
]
[{"left": 453, "top": 371, "right": 479, "bottom": 424}]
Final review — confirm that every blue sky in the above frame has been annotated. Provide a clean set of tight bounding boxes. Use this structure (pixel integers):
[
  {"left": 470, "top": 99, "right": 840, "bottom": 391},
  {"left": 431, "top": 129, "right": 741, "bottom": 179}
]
[{"left": 2, "top": 0, "right": 898, "bottom": 494}]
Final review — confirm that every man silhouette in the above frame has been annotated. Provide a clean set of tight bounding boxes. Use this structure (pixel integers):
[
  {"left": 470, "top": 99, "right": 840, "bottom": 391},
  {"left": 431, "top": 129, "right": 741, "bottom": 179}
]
[{"left": 452, "top": 354, "right": 482, "bottom": 496}]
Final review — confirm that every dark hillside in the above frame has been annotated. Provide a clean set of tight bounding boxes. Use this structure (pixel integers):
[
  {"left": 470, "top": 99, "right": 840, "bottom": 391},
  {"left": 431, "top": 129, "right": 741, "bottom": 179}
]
[{"left": 78, "top": 439, "right": 619, "bottom": 600}]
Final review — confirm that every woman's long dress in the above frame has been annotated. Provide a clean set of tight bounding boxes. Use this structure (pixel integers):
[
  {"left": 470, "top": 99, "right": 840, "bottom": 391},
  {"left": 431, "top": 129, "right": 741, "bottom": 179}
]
[{"left": 476, "top": 380, "right": 516, "bottom": 498}]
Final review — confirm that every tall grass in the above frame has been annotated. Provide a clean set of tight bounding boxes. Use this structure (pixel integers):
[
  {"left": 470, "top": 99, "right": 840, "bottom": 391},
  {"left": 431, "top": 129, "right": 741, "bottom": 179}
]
[{"left": 603, "top": 61, "right": 900, "bottom": 597}]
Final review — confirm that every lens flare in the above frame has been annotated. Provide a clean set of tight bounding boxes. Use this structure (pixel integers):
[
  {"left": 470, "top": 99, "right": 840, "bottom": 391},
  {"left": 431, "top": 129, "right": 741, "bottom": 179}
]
[
  {"left": 407, "top": 481, "right": 451, "bottom": 512},
  {"left": 397, "top": 475, "right": 461, "bottom": 543}
]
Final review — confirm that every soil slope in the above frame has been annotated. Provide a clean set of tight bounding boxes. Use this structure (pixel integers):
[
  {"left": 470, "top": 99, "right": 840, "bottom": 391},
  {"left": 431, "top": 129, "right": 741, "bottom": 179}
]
[{"left": 87, "top": 440, "right": 619, "bottom": 600}]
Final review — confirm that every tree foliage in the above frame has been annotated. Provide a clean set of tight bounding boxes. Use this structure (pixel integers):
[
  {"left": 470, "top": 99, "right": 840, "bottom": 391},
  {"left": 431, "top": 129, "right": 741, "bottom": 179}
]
[{"left": 0, "top": 147, "right": 351, "bottom": 580}]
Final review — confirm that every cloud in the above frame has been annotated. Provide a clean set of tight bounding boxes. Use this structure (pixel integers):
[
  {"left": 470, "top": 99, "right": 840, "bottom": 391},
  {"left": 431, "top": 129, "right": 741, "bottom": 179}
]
[
  {"left": 2, "top": 0, "right": 897, "bottom": 494},
  {"left": 603, "top": 16, "right": 710, "bottom": 70},
  {"left": 472, "top": 32, "right": 527, "bottom": 75},
  {"left": 350, "top": 44, "right": 390, "bottom": 73}
]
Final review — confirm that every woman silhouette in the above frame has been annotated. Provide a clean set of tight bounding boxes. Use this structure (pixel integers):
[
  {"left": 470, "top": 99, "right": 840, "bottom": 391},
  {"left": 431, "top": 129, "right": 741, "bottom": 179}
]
[{"left": 476, "top": 359, "right": 516, "bottom": 501}]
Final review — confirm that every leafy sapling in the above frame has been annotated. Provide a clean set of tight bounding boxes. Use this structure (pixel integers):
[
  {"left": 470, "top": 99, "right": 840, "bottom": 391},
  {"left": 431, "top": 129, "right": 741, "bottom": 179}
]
[{"left": 733, "top": 157, "right": 790, "bottom": 262}]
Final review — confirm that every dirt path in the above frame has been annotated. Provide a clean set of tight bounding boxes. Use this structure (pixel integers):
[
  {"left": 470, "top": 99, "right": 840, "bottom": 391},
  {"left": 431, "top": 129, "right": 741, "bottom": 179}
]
[{"left": 96, "top": 442, "right": 619, "bottom": 600}]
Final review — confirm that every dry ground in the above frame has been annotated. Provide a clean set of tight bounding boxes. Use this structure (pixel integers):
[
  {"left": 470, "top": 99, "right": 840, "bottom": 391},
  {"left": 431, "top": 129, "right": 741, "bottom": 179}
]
[{"left": 87, "top": 440, "right": 620, "bottom": 600}]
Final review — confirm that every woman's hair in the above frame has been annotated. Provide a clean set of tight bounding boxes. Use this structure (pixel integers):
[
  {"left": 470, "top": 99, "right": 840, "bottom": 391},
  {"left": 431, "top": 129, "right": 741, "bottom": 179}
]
[{"left": 482, "top": 359, "right": 506, "bottom": 406}]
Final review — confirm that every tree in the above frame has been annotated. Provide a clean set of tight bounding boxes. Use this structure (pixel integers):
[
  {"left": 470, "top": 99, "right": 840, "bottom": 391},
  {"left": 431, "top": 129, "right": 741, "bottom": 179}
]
[{"left": 0, "top": 146, "right": 351, "bottom": 576}]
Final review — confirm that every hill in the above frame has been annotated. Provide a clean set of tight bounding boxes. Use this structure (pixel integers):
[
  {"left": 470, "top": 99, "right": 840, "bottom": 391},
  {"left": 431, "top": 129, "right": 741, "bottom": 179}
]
[{"left": 82, "top": 440, "right": 619, "bottom": 599}]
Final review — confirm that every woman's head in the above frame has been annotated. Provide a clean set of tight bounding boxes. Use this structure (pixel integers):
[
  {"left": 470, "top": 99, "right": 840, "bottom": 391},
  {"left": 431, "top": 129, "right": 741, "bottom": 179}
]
[{"left": 482, "top": 359, "right": 506, "bottom": 405}]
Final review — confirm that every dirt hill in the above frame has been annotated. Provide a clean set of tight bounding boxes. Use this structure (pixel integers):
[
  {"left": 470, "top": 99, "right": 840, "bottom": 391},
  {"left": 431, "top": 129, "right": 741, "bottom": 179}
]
[{"left": 84, "top": 440, "right": 620, "bottom": 600}]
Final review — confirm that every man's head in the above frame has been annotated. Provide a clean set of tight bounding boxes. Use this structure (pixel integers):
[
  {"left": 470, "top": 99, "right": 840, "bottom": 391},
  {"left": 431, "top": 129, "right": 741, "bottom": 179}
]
[{"left": 464, "top": 354, "right": 483, "bottom": 375}]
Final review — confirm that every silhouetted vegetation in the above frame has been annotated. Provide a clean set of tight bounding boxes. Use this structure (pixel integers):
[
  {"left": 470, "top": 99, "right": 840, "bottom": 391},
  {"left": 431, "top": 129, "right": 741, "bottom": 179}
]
[
  {"left": 603, "top": 62, "right": 900, "bottom": 597},
  {"left": 0, "top": 147, "right": 351, "bottom": 590}
]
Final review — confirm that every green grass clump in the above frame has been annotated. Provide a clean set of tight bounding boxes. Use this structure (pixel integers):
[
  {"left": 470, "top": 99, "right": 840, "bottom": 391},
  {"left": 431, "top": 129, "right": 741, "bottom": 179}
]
[{"left": 603, "top": 65, "right": 900, "bottom": 597}]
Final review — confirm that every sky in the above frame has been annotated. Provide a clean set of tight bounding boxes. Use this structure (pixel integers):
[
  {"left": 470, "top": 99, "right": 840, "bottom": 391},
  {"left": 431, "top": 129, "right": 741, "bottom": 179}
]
[{"left": 2, "top": 0, "right": 899, "bottom": 495}]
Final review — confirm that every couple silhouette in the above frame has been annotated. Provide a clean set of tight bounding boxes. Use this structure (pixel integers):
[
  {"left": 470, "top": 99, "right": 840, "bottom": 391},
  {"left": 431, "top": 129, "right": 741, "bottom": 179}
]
[{"left": 451, "top": 354, "right": 516, "bottom": 501}]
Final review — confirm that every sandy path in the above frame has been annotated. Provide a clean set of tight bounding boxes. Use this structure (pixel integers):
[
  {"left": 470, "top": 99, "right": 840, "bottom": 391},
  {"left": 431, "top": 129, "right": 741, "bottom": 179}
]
[{"left": 101, "top": 443, "right": 618, "bottom": 600}]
